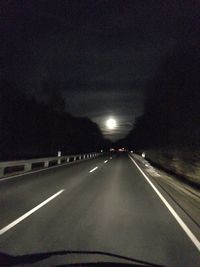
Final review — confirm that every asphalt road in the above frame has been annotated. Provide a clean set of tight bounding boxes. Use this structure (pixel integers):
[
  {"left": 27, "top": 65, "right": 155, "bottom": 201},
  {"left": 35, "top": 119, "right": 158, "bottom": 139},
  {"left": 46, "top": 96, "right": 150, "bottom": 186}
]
[{"left": 0, "top": 154, "right": 199, "bottom": 266}]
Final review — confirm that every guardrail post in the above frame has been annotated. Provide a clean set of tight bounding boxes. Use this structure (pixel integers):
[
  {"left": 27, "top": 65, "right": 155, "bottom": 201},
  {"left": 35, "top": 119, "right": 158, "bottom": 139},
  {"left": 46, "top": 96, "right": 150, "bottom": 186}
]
[
  {"left": 74, "top": 156, "right": 76, "bottom": 161},
  {"left": 79, "top": 155, "right": 81, "bottom": 160},
  {"left": 58, "top": 151, "right": 61, "bottom": 165},
  {"left": 67, "top": 157, "right": 69, "bottom": 162},
  {"left": 24, "top": 163, "right": 32, "bottom": 172},
  {"left": 44, "top": 161, "right": 49, "bottom": 168}
]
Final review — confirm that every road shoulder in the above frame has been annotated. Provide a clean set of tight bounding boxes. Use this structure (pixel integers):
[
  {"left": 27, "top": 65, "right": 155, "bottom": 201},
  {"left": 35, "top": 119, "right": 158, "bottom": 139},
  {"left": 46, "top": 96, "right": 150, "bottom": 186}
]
[{"left": 129, "top": 153, "right": 200, "bottom": 250}]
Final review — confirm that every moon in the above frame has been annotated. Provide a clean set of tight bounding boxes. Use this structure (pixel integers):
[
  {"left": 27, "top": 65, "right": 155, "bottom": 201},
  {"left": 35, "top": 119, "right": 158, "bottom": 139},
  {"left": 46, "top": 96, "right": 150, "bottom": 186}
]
[{"left": 106, "top": 118, "right": 117, "bottom": 130}]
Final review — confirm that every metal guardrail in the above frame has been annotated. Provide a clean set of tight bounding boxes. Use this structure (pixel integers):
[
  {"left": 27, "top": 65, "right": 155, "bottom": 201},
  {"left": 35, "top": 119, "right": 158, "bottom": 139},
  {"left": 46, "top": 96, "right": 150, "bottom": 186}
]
[{"left": 0, "top": 152, "right": 103, "bottom": 178}]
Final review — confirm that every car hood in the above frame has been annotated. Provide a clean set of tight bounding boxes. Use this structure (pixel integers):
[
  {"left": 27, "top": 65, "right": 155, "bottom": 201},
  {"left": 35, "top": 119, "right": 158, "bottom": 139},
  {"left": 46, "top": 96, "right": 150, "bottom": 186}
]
[{"left": 0, "top": 250, "right": 165, "bottom": 267}]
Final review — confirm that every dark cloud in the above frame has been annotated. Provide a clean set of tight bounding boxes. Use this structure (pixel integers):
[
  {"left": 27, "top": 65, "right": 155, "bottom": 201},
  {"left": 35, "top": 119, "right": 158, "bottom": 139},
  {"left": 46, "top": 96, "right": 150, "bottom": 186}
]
[{"left": 1, "top": 0, "right": 199, "bottom": 140}]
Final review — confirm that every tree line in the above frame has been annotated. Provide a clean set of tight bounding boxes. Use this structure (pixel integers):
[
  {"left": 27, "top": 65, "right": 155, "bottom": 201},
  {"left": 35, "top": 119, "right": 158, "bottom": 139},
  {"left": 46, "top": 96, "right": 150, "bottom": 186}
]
[
  {"left": 122, "top": 42, "right": 200, "bottom": 151},
  {"left": 0, "top": 79, "right": 111, "bottom": 160}
]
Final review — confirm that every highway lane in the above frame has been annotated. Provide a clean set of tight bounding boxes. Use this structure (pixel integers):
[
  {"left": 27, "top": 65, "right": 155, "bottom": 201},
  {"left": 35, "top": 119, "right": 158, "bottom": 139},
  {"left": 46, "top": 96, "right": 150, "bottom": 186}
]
[
  {"left": 0, "top": 154, "right": 200, "bottom": 266},
  {"left": 0, "top": 156, "right": 107, "bottom": 228}
]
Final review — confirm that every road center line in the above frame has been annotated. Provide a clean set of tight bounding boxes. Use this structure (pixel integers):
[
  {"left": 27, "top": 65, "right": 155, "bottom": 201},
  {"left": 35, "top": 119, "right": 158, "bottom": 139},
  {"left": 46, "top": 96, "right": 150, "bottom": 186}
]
[
  {"left": 89, "top": 166, "right": 98, "bottom": 173},
  {"left": 129, "top": 155, "right": 200, "bottom": 252},
  {"left": 0, "top": 189, "right": 64, "bottom": 236}
]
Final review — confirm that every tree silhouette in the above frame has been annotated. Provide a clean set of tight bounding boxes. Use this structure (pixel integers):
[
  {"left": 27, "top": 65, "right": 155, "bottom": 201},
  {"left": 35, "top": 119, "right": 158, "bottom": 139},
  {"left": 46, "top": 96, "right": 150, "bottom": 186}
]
[{"left": 0, "top": 79, "right": 110, "bottom": 160}]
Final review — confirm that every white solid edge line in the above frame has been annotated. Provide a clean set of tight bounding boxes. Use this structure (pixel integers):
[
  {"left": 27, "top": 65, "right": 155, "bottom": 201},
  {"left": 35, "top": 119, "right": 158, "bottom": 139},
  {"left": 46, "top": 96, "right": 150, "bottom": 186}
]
[
  {"left": 104, "top": 160, "right": 108, "bottom": 163},
  {"left": 89, "top": 166, "right": 98, "bottom": 173},
  {"left": 0, "top": 189, "right": 64, "bottom": 235},
  {"left": 128, "top": 155, "right": 200, "bottom": 252}
]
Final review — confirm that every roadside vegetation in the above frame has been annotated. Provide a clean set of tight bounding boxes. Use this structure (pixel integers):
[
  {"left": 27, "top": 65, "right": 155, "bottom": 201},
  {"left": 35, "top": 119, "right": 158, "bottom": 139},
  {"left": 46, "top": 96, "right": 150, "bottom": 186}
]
[{"left": 122, "top": 42, "right": 200, "bottom": 186}]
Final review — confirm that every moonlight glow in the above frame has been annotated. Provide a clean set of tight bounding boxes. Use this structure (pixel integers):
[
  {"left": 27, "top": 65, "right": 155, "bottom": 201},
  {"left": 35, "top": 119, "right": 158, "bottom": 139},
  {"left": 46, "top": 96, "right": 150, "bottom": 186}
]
[{"left": 106, "top": 118, "right": 117, "bottom": 130}]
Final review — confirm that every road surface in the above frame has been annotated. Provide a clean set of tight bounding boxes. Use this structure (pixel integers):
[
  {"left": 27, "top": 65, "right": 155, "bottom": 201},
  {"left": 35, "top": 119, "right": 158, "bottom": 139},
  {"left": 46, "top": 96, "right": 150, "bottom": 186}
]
[{"left": 0, "top": 153, "right": 199, "bottom": 266}]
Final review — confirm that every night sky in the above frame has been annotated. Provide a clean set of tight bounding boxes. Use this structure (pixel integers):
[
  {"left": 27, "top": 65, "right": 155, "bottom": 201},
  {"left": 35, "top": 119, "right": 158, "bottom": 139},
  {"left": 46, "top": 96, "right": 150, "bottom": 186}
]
[{"left": 1, "top": 1, "right": 199, "bottom": 140}]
